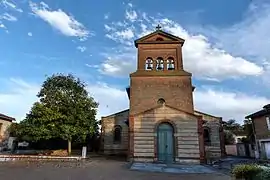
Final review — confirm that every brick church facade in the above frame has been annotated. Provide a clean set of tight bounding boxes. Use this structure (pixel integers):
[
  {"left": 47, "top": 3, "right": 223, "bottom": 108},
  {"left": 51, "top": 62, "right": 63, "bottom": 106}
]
[{"left": 101, "top": 27, "right": 225, "bottom": 164}]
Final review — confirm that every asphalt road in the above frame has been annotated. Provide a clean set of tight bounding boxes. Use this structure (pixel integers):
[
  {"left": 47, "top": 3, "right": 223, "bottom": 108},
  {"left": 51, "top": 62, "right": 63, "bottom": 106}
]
[{"left": 0, "top": 159, "right": 230, "bottom": 180}]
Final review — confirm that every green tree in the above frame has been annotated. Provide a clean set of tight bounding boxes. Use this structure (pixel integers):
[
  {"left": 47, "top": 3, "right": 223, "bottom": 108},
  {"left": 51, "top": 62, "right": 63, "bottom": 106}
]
[
  {"left": 223, "top": 119, "right": 243, "bottom": 134},
  {"left": 242, "top": 119, "right": 255, "bottom": 143},
  {"left": 19, "top": 73, "right": 98, "bottom": 155},
  {"left": 224, "top": 130, "right": 235, "bottom": 145}
]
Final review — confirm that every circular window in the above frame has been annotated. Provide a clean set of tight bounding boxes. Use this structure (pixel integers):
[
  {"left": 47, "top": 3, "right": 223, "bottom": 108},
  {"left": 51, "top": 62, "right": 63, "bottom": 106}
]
[{"left": 157, "top": 98, "right": 165, "bottom": 105}]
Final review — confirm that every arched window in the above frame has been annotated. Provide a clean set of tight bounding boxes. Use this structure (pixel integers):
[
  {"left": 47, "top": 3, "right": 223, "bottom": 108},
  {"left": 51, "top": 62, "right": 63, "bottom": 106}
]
[
  {"left": 113, "top": 125, "right": 122, "bottom": 143},
  {"left": 145, "top": 57, "right": 153, "bottom": 70},
  {"left": 156, "top": 57, "right": 164, "bottom": 70},
  {"left": 204, "top": 128, "right": 211, "bottom": 146},
  {"left": 167, "top": 57, "right": 175, "bottom": 70}
]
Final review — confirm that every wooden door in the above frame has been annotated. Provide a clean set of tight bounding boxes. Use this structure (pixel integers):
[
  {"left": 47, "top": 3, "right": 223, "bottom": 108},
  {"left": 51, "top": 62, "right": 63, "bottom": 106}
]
[{"left": 157, "top": 123, "right": 174, "bottom": 163}]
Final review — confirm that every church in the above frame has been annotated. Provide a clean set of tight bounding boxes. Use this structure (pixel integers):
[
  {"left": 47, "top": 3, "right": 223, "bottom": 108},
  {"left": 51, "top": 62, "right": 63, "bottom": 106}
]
[{"left": 100, "top": 26, "right": 225, "bottom": 164}]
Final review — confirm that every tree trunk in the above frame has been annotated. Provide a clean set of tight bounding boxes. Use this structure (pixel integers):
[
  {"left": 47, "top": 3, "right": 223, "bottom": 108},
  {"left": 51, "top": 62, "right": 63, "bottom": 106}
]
[{"left": 68, "top": 140, "right": 72, "bottom": 156}]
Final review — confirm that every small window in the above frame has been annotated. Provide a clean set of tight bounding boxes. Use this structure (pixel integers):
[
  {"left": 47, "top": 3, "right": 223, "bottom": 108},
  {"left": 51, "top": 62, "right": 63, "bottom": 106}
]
[
  {"left": 157, "top": 98, "right": 165, "bottom": 105},
  {"left": 266, "top": 116, "right": 270, "bottom": 130},
  {"left": 113, "top": 125, "right": 122, "bottom": 143}
]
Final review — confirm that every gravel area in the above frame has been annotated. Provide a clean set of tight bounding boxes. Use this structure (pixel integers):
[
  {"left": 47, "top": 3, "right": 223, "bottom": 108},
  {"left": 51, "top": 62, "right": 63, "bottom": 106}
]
[{"left": 0, "top": 159, "right": 230, "bottom": 180}]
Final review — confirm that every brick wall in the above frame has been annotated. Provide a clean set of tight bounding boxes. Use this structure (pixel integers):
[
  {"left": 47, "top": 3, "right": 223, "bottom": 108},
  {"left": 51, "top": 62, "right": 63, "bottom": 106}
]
[
  {"left": 253, "top": 115, "right": 270, "bottom": 140},
  {"left": 129, "top": 76, "right": 194, "bottom": 116},
  {"left": 131, "top": 105, "right": 200, "bottom": 163},
  {"left": 101, "top": 110, "right": 129, "bottom": 155},
  {"left": 194, "top": 111, "right": 223, "bottom": 158},
  {"left": 0, "top": 119, "right": 12, "bottom": 143}
]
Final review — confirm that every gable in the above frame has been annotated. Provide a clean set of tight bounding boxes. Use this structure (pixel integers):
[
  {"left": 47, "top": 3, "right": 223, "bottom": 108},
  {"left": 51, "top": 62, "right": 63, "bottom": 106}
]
[
  {"left": 134, "top": 104, "right": 199, "bottom": 119},
  {"left": 194, "top": 110, "right": 221, "bottom": 122},
  {"left": 134, "top": 30, "right": 185, "bottom": 47}
]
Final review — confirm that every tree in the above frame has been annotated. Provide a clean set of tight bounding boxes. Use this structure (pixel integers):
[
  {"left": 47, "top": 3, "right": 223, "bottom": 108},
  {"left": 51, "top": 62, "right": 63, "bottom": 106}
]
[
  {"left": 242, "top": 119, "right": 255, "bottom": 144},
  {"left": 223, "top": 119, "right": 244, "bottom": 145},
  {"left": 224, "top": 130, "right": 235, "bottom": 145},
  {"left": 223, "top": 119, "right": 243, "bottom": 134},
  {"left": 19, "top": 73, "right": 98, "bottom": 155}
]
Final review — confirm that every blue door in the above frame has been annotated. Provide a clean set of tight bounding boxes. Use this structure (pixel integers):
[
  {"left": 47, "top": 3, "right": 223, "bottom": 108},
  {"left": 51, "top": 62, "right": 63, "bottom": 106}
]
[{"left": 157, "top": 123, "right": 174, "bottom": 163}]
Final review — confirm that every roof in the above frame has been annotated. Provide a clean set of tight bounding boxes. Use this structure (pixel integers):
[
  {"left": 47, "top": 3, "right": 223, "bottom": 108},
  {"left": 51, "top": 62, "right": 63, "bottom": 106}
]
[
  {"left": 245, "top": 108, "right": 270, "bottom": 119},
  {"left": 133, "top": 104, "right": 201, "bottom": 118},
  {"left": 134, "top": 29, "right": 185, "bottom": 48},
  {"left": 194, "top": 110, "right": 222, "bottom": 119},
  {"left": 101, "top": 109, "right": 129, "bottom": 119},
  {"left": 101, "top": 108, "right": 222, "bottom": 121},
  {"left": 0, "top": 113, "right": 15, "bottom": 122}
]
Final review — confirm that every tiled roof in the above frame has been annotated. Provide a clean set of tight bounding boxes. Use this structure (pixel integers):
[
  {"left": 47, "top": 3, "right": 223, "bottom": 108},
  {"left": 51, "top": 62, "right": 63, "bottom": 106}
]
[{"left": 0, "top": 113, "right": 15, "bottom": 122}]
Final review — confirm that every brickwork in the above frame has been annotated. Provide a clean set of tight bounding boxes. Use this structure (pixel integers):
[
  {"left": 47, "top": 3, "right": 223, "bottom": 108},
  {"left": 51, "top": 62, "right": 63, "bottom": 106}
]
[
  {"left": 0, "top": 119, "right": 12, "bottom": 143},
  {"left": 129, "top": 76, "right": 194, "bottom": 116},
  {"left": 101, "top": 110, "right": 129, "bottom": 155},
  {"left": 132, "top": 105, "right": 201, "bottom": 163},
  {"left": 194, "top": 111, "right": 224, "bottom": 158},
  {"left": 100, "top": 29, "right": 224, "bottom": 164},
  {"left": 253, "top": 115, "right": 270, "bottom": 140}
]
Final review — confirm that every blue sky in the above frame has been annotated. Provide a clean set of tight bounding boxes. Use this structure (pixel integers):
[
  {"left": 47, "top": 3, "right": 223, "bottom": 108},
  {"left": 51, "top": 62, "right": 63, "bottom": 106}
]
[{"left": 0, "top": 0, "right": 270, "bottom": 123}]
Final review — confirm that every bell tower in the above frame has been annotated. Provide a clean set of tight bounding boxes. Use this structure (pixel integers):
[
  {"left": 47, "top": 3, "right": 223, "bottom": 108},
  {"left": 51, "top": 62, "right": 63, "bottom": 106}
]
[{"left": 129, "top": 25, "right": 195, "bottom": 115}]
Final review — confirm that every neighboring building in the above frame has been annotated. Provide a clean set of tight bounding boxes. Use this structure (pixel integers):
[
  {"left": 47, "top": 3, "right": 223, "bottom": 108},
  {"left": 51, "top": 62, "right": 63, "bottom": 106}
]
[
  {"left": 233, "top": 134, "right": 247, "bottom": 144},
  {"left": 0, "top": 113, "right": 15, "bottom": 143},
  {"left": 100, "top": 26, "right": 225, "bottom": 164},
  {"left": 246, "top": 104, "right": 270, "bottom": 159}
]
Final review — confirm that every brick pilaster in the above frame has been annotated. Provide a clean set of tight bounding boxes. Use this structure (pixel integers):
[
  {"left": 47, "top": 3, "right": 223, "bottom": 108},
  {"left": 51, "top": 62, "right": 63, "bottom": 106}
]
[{"left": 198, "top": 116, "right": 206, "bottom": 164}]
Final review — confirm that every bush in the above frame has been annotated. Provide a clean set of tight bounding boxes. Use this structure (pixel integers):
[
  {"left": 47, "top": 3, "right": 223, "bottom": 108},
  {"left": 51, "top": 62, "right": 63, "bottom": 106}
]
[
  {"left": 50, "top": 149, "right": 68, "bottom": 156},
  {"left": 256, "top": 168, "right": 270, "bottom": 180},
  {"left": 232, "top": 164, "right": 263, "bottom": 179}
]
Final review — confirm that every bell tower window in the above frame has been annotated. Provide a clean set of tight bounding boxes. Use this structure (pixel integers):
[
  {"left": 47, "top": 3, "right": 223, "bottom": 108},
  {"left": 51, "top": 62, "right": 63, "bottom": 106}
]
[
  {"left": 156, "top": 57, "right": 164, "bottom": 71},
  {"left": 145, "top": 58, "right": 153, "bottom": 70},
  {"left": 167, "top": 57, "right": 175, "bottom": 70}
]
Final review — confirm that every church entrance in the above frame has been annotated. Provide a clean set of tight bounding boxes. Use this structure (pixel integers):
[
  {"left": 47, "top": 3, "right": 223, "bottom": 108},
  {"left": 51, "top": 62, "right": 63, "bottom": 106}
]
[{"left": 157, "top": 123, "right": 174, "bottom": 163}]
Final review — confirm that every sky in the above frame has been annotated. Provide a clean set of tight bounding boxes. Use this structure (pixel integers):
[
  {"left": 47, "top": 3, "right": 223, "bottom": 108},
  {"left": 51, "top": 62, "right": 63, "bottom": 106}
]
[{"left": 0, "top": 0, "right": 270, "bottom": 123}]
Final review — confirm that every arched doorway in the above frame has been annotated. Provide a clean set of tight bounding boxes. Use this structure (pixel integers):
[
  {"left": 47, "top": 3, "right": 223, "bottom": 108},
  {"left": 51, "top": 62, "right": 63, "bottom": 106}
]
[{"left": 157, "top": 123, "right": 174, "bottom": 163}]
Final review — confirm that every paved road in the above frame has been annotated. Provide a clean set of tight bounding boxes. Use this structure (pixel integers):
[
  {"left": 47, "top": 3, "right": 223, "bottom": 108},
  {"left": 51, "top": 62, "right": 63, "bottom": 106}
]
[{"left": 0, "top": 159, "right": 230, "bottom": 180}]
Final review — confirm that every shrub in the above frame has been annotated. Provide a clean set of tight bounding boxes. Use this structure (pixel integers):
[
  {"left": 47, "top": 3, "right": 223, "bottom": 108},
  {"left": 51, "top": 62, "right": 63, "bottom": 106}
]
[
  {"left": 232, "top": 164, "right": 263, "bottom": 180},
  {"left": 50, "top": 149, "right": 68, "bottom": 156},
  {"left": 256, "top": 168, "right": 270, "bottom": 180}
]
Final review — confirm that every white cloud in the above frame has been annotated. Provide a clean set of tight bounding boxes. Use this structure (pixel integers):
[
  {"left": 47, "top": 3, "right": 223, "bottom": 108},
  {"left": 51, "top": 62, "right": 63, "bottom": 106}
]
[
  {"left": 2, "top": 78, "right": 268, "bottom": 123},
  {"left": 77, "top": 46, "right": 87, "bottom": 52},
  {"left": 29, "top": 1, "right": 91, "bottom": 40},
  {"left": 105, "top": 25, "right": 135, "bottom": 45},
  {"left": 0, "top": 78, "right": 128, "bottom": 122},
  {"left": 0, "top": 78, "right": 39, "bottom": 122},
  {"left": 201, "top": 1, "right": 270, "bottom": 84},
  {"left": 194, "top": 88, "right": 269, "bottom": 122},
  {"left": 87, "top": 83, "right": 129, "bottom": 120},
  {"left": 85, "top": 64, "right": 99, "bottom": 68},
  {"left": 27, "top": 32, "right": 33, "bottom": 36},
  {"left": 100, "top": 5, "right": 263, "bottom": 81},
  {"left": 99, "top": 50, "right": 136, "bottom": 77},
  {"left": 89, "top": 83, "right": 270, "bottom": 123},
  {"left": 0, "top": 13, "right": 17, "bottom": 21},
  {"left": 104, "top": 13, "right": 110, "bottom": 20},
  {"left": 0, "top": 22, "right": 6, "bottom": 29},
  {"left": 125, "top": 10, "right": 137, "bottom": 22},
  {"left": 1, "top": 0, "right": 23, "bottom": 13}
]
